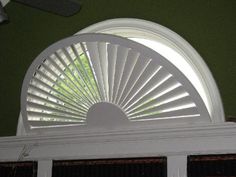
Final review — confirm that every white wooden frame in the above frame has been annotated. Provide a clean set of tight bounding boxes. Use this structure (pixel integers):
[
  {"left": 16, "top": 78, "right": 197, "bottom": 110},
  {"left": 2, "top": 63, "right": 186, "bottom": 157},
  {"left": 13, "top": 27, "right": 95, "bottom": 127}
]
[
  {"left": 20, "top": 33, "right": 211, "bottom": 134},
  {"left": 78, "top": 18, "right": 225, "bottom": 123},
  {"left": 1, "top": 122, "right": 236, "bottom": 177},
  {"left": 2, "top": 18, "right": 232, "bottom": 177}
]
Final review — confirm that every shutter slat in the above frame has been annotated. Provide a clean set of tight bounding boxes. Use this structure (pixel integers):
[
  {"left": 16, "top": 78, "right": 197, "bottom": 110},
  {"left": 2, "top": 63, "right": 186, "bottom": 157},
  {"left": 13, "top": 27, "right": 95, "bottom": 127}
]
[
  {"left": 107, "top": 43, "right": 118, "bottom": 102},
  {"left": 115, "top": 50, "right": 140, "bottom": 104},
  {"left": 130, "top": 107, "right": 200, "bottom": 121},
  {"left": 86, "top": 42, "right": 106, "bottom": 101},
  {"left": 119, "top": 55, "right": 151, "bottom": 106},
  {"left": 112, "top": 46, "right": 129, "bottom": 103}
]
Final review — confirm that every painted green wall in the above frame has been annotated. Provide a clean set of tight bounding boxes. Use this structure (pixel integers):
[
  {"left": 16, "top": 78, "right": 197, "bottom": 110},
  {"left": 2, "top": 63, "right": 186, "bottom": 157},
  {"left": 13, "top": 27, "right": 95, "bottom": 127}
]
[{"left": 0, "top": 0, "right": 235, "bottom": 136}]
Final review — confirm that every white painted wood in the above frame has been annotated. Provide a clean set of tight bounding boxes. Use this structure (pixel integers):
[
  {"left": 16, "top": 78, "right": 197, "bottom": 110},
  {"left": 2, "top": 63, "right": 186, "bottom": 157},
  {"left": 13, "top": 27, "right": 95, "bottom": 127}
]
[
  {"left": 124, "top": 68, "right": 171, "bottom": 112},
  {"left": 20, "top": 33, "right": 211, "bottom": 133},
  {"left": 98, "top": 42, "right": 109, "bottom": 101},
  {"left": 113, "top": 46, "right": 129, "bottom": 103},
  {"left": 78, "top": 18, "right": 225, "bottom": 123},
  {"left": 121, "top": 60, "right": 161, "bottom": 108},
  {"left": 168, "top": 155, "right": 187, "bottom": 177},
  {"left": 17, "top": 114, "right": 26, "bottom": 136},
  {"left": 2, "top": 122, "right": 236, "bottom": 162},
  {"left": 37, "top": 160, "right": 52, "bottom": 177},
  {"left": 116, "top": 50, "right": 140, "bottom": 104},
  {"left": 107, "top": 43, "right": 118, "bottom": 102},
  {"left": 86, "top": 42, "right": 106, "bottom": 101},
  {"left": 119, "top": 55, "right": 151, "bottom": 107}
]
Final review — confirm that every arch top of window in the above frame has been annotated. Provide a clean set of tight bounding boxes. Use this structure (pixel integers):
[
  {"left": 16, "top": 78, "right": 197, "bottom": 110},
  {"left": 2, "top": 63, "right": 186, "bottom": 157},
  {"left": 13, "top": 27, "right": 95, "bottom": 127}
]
[
  {"left": 17, "top": 18, "right": 225, "bottom": 136},
  {"left": 77, "top": 18, "right": 224, "bottom": 123}
]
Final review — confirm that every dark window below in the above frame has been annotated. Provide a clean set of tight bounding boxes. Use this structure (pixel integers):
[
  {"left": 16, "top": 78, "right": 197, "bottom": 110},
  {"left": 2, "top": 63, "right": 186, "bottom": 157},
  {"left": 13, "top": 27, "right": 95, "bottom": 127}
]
[
  {"left": 53, "top": 157, "right": 167, "bottom": 177},
  {"left": 188, "top": 154, "right": 236, "bottom": 177},
  {"left": 0, "top": 161, "right": 37, "bottom": 177}
]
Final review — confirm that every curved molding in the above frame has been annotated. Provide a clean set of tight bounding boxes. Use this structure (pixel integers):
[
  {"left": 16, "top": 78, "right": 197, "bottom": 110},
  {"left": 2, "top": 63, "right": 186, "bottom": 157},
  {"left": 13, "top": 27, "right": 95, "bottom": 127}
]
[{"left": 78, "top": 18, "right": 225, "bottom": 123}]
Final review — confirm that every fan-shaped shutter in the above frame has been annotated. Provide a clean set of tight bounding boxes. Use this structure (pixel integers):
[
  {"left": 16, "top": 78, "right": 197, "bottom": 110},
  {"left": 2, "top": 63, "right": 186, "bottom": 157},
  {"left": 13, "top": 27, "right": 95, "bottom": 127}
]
[{"left": 21, "top": 33, "right": 211, "bottom": 131}]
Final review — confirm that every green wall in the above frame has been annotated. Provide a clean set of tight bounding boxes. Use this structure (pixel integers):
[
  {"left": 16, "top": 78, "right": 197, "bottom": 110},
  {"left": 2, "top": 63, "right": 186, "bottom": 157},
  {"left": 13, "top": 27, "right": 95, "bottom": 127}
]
[{"left": 0, "top": 0, "right": 235, "bottom": 136}]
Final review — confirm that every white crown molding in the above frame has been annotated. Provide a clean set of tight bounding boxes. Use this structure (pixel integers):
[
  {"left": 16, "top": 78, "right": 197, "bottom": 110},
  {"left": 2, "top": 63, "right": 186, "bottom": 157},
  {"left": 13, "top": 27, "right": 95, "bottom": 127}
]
[{"left": 1, "top": 122, "right": 236, "bottom": 162}]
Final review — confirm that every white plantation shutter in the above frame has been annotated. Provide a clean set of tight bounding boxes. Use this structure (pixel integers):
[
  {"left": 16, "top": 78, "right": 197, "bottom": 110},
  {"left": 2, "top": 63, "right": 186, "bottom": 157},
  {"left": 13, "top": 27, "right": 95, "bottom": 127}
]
[{"left": 21, "top": 33, "right": 211, "bottom": 132}]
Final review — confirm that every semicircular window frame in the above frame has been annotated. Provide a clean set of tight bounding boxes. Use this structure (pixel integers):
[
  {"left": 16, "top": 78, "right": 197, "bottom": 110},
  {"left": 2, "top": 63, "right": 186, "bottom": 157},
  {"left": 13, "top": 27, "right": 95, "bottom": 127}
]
[
  {"left": 17, "top": 18, "right": 224, "bottom": 135},
  {"left": 77, "top": 18, "right": 224, "bottom": 124}
]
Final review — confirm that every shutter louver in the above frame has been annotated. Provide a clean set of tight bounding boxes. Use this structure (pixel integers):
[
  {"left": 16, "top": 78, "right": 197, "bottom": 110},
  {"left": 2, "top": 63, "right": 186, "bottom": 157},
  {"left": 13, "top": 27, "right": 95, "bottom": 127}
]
[{"left": 21, "top": 33, "right": 211, "bottom": 132}]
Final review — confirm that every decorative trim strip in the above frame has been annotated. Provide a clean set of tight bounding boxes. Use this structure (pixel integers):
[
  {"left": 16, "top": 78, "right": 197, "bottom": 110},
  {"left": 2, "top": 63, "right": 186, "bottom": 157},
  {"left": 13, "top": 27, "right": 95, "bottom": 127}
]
[{"left": 1, "top": 122, "right": 236, "bottom": 161}]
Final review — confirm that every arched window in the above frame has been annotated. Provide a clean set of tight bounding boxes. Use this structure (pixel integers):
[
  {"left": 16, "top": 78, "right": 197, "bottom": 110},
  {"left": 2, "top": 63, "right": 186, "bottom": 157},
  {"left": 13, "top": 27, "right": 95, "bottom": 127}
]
[{"left": 17, "top": 18, "right": 224, "bottom": 135}]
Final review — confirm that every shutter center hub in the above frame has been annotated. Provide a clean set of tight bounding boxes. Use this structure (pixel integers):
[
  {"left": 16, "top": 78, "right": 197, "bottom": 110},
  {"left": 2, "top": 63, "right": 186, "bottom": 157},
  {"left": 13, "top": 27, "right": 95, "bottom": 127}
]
[{"left": 86, "top": 102, "right": 128, "bottom": 127}]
